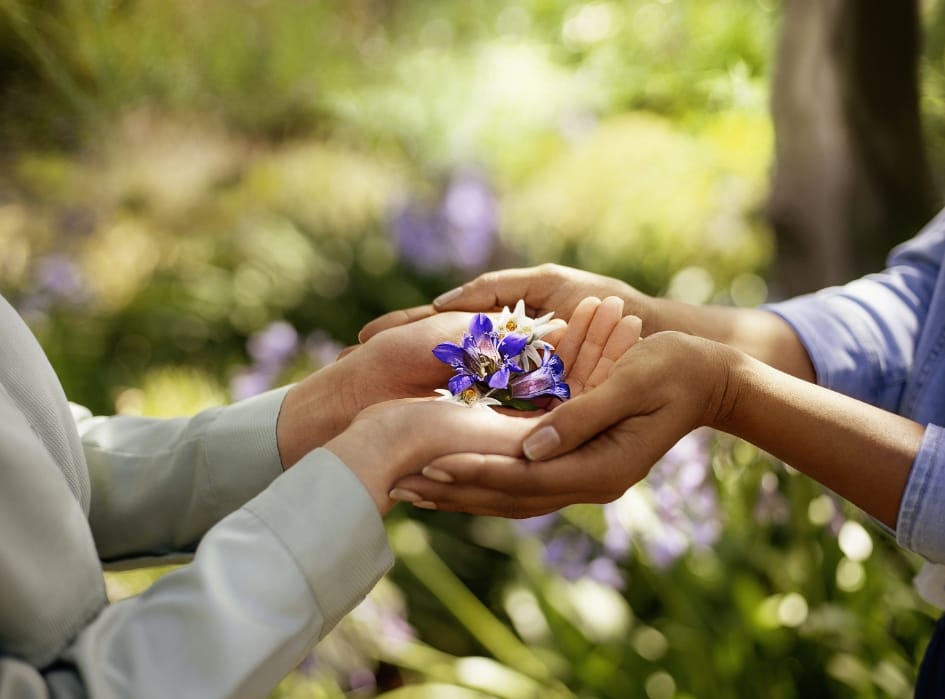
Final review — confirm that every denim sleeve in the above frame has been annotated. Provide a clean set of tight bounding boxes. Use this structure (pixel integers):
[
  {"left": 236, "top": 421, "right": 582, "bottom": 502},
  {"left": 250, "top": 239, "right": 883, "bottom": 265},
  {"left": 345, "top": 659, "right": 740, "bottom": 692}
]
[
  {"left": 763, "top": 214, "right": 945, "bottom": 412},
  {"left": 897, "top": 425, "right": 945, "bottom": 563}
]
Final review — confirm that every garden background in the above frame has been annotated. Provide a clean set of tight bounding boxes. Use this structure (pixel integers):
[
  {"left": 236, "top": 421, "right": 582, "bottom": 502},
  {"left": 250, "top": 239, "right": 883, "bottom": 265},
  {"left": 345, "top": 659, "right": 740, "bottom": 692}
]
[{"left": 1, "top": 1, "right": 944, "bottom": 697}]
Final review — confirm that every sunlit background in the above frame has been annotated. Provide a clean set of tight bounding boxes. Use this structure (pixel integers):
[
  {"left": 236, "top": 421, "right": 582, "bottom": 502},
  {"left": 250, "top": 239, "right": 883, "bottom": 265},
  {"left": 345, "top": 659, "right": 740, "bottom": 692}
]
[{"left": 1, "top": 1, "right": 943, "bottom": 697}]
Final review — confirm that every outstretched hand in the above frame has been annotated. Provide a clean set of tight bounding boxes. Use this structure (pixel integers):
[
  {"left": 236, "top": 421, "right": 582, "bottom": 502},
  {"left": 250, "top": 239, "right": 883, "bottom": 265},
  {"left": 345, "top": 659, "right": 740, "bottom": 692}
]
[
  {"left": 325, "top": 398, "right": 539, "bottom": 516},
  {"left": 357, "top": 264, "right": 651, "bottom": 343},
  {"left": 279, "top": 297, "right": 640, "bottom": 469},
  {"left": 388, "top": 331, "right": 730, "bottom": 517}
]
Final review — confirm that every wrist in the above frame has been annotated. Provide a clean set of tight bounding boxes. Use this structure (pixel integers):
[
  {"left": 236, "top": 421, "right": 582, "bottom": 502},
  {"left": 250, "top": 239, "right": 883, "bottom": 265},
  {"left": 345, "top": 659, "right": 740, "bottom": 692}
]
[
  {"left": 704, "top": 342, "right": 747, "bottom": 433},
  {"left": 276, "top": 361, "right": 360, "bottom": 469}
]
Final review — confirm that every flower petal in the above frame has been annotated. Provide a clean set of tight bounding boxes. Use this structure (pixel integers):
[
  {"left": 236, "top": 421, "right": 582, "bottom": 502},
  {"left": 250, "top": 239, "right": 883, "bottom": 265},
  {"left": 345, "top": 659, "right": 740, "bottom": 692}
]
[
  {"left": 448, "top": 373, "right": 476, "bottom": 394},
  {"left": 470, "top": 313, "right": 493, "bottom": 338},
  {"left": 433, "top": 342, "right": 466, "bottom": 366},
  {"left": 488, "top": 366, "right": 511, "bottom": 389},
  {"left": 497, "top": 333, "right": 528, "bottom": 358}
]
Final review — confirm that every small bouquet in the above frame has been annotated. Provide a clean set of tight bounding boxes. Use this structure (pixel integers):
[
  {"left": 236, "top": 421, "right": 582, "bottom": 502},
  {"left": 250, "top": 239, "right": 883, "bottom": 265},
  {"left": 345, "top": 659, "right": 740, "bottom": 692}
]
[{"left": 432, "top": 300, "right": 570, "bottom": 410}]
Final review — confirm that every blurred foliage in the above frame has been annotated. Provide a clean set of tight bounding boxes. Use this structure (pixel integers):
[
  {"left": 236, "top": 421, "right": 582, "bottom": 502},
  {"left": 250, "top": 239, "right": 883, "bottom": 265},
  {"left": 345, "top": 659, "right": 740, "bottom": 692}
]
[{"left": 2, "top": 0, "right": 944, "bottom": 696}]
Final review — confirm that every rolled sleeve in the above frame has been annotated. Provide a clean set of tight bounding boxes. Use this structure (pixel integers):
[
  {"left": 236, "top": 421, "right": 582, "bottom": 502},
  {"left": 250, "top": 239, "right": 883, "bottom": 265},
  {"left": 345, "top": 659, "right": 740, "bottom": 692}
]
[
  {"left": 764, "top": 270, "right": 929, "bottom": 412},
  {"left": 897, "top": 424, "right": 945, "bottom": 563}
]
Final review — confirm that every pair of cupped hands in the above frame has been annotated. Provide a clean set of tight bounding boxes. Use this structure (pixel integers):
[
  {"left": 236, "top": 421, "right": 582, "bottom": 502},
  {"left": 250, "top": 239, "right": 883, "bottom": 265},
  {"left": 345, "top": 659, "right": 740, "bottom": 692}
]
[{"left": 276, "top": 265, "right": 734, "bottom": 519}]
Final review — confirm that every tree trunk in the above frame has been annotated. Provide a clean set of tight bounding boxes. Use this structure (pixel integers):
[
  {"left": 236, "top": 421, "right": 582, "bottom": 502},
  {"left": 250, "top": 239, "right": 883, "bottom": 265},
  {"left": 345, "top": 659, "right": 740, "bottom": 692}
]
[{"left": 768, "top": 0, "right": 937, "bottom": 297}]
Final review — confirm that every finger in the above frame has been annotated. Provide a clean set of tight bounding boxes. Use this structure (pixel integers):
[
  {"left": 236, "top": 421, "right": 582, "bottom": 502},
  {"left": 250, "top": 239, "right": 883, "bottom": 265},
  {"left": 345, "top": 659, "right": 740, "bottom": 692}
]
[
  {"left": 418, "top": 451, "right": 604, "bottom": 499},
  {"left": 552, "top": 296, "right": 601, "bottom": 376},
  {"left": 566, "top": 296, "right": 625, "bottom": 394},
  {"left": 390, "top": 475, "right": 581, "bottom": 517},
  {"left": 584, "top": 314, "right": 642, "bottom": 390},
  {"left": 358, "top": 305, "right": 436, "bottom": 342},
  {"left": 433, "top": 268, "right": 548, "bottom": 315},
  {"left": 522, "top": 376, "right": 629, "bottom": 461},
  {"left": 337, "top": 344, "right": 359, "bottom": 360}
]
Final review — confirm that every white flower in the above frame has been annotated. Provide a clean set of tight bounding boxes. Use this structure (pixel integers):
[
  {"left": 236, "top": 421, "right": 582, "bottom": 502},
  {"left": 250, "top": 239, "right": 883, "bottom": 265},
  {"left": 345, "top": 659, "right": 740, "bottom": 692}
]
[
  {"left": 434, "top": 388, "right": 502, "bottom": 409},
  {"left": 496, "top": 300, "right": 561, "bottom": 369}
]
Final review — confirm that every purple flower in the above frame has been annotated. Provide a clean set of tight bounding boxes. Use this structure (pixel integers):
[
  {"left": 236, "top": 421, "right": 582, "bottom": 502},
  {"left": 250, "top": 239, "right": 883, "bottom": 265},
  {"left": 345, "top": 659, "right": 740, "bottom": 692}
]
[
  {"left": 433, "top": 313, "right": 527, "bottom": 391},
  {"left": 510, "top": 352, "right": 570, "bottom": 401}
]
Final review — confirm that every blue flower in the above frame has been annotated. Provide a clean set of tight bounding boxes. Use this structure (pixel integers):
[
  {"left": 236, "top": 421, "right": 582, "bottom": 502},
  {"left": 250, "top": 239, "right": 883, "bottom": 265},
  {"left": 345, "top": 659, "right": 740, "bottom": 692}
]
[
  {"left": 509, "top": 352, "right": 570, "bottom": 401},
  {"left": 432, "top": 304, "right": 571, "bottom": 409},
  {"left": 433, "top": 313, "right": 527, "bottom": 390}
]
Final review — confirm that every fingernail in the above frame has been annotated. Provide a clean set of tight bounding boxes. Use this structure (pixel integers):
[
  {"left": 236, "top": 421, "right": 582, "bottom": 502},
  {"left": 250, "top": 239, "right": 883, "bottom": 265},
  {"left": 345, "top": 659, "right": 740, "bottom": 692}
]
[
  {"left": 389, "top": 488, "right": 422, "bottom": 503},
  {"left": 434, "top": 287, "right": 462, "bottom": 307},
  {"left": 422, "top": 466, "right": 454, "bottom": 483},
  {"left": 413, "top": 500, "right": 437, "bottom": 510},
  {"left": 523, "top": 426, "right": 560, "bottom": 460}
]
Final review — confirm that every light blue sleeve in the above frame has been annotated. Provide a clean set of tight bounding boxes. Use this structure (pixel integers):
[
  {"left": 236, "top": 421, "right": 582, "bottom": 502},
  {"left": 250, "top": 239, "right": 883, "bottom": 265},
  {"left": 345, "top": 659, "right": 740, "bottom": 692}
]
[
  {"left": 763, "top": 213, "right": 945, "bottom": 412},
  {"left": 897, "top": 425, "right": 945, "bottom": 564}
]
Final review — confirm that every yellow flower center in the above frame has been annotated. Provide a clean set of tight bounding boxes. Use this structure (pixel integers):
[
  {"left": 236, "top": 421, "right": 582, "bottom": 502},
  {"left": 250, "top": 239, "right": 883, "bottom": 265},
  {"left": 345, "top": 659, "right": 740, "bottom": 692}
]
[
  {"left": 461, "top": 388, "right": 478, "bottom": 404},
  {"left": 505, "top": 320, "right": 518, "bottom": 332}
]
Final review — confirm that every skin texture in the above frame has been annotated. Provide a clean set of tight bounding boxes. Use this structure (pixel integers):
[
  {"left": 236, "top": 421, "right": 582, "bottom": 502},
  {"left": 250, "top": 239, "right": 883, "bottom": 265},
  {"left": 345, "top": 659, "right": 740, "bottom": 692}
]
[
  {"left": 383, "top": 264, "right": 922, "bottom": 529},
  {"left": 277, "top": 296, "right": 642, "bottom": 515}
]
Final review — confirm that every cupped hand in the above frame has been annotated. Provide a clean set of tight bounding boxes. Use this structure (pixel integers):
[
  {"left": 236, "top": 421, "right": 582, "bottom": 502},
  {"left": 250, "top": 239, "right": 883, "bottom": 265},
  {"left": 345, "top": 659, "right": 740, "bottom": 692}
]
[
  {"left": 358, "top": 264, "right": 650, "bottom": 342},
  {"left": 325, "top": 398, "right": 540, "bottom": 515},
  {"left": 387, "top": 331, "right": 732, "bottom": 518},
  {"left": 278, "top": 312, "right": 473, "bottom": 467},
  {"left": 433, "top": 263, "right": 651, "bottom": 324},
  {"left": 279, "top": 297, "right": 641, "bottom": 471}
]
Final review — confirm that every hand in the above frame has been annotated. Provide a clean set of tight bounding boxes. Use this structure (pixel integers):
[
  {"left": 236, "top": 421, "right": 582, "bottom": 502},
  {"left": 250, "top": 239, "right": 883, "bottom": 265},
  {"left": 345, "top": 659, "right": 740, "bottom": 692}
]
[
  {"left": 324, "top": 399, "right": 539, "bottom": 516},
  {"left": 358, "top": 264, "right": 652, "bottom": 342},
  {"left": 278, "top": 312, "right": 476, "bottom": 467},
  {"left": 433, "top": 263, "right": 652, "bottom": 324},
  {"left": 388, "top": 332, "right": 732, "bottom": 517},
  {"left": 277, "top": 298, "right": 640, "bottom": 468}
]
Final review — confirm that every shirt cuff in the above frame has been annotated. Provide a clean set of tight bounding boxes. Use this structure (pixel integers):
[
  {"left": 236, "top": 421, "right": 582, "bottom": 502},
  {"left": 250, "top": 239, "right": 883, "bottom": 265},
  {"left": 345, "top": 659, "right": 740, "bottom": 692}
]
[
  {"left": 203, "top": 387, "right": 290, "bottom": 522},
  {"left": 763, "top": 296, "right": 852, "bottom": 392},
  {"left": 897, "top": 424, "right": 945, "bottom": 563},
  {"left": 243, "top": 447, "right": 394, "bottom": 632}
]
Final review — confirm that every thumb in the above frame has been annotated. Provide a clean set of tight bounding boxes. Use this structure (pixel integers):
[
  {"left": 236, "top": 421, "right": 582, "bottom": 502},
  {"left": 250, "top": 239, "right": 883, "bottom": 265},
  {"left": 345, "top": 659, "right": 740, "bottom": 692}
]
[
  {"left": 358, "top": 305, "right": 436, "bottom": 342},
  {"left": 433, "top": 268, "right": 536, "bottom": 312},
  {"left": 522, "top": 379, "right": 625, "bottom": 460}
]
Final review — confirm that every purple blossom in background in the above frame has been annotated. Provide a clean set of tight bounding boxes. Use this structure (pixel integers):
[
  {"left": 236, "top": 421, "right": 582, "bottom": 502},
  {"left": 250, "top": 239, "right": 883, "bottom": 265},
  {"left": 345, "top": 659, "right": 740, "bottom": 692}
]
[
  {"left": 17, "top": 255, "right": 88, "bottom": 320},
  {"left": 440, "top": 167, "right": 497, "bottom": 270},
  {"left": 516, "top": 512, "right": 559, "bottom": 537},
  {"left": 390, "top": 166, "right": 497, "bottom": 273},
  {"left": 35, "top": 255, "right": 85, "bottom": 300},
  {"left": 248, "top": 320, "right": 298, "bottom": 368},
  {"left": 637, "top": 429, "right": 722, "bottom": 568},
  {"left": 509, "top": 433, "right": 720, "bottom": 586},
  {"left": 602, "top": 505, "right": 633, "bottom": 559},
  {"left": 231, "top": 320, "right": 300, "bottom": 400},
  {"left": 543, "top": 531, "right": 595, "bottom": 582},
  {"left": 587, "top": 556, "right": 626, "bottom": 590},
  {"left": 230, "top": 366, "right": 279, "bottom": 402},
  {"left": 390, "top": 203, "right": 450, "bottom": 272},
  {"left": 305, "top": 329, "right": 345, "bottom": 368}
]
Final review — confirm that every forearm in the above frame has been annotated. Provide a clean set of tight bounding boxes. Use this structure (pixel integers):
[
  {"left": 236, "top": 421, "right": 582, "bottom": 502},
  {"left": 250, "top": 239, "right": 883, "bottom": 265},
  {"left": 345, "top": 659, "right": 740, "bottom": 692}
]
[
  {"left": 644, "top": 298, "right": 816, "bottom": 380},
  {"left": 715, "top": 348, "right": 924, "bottom": 528},
  {"left": 79, "top": 389, "right": 287, "bottom": 560},
  {"left": 67, "top": 451, "right": 392, "bottom": 699}
]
